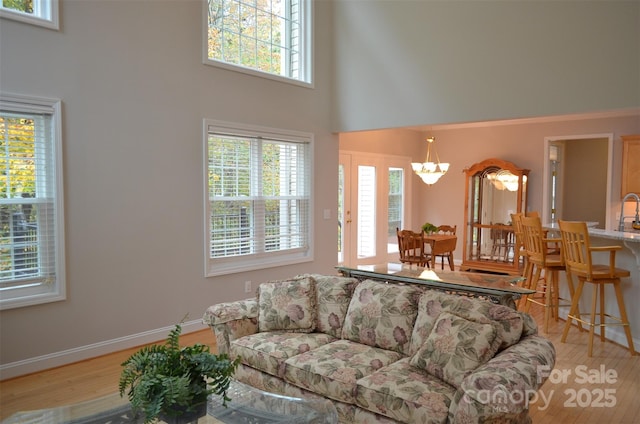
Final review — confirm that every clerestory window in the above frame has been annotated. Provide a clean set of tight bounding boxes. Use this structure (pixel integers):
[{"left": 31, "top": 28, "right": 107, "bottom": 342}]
[
  {"left": 204, "top": 0, "right": 312, "bottom": 86},
  {"left": 0, "top": 0, "right": 59, "bottom": 30},
  {"left": 0, "top": 94, "right": 65, "bottom": 310},
  {"left": 204, "top": 120, "right": 312, "bottom": 276}
]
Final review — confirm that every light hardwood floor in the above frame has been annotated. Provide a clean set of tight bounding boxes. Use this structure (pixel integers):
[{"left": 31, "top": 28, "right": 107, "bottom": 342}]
[{"left": 1, "top": 305, "right": 638, "bottom": 423}]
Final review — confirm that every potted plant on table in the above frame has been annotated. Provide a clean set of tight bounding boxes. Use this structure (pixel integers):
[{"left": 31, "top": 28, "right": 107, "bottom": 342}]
[
  {"left": 421, "top": 222, "right": 438, "bottom": 235},
  {"left": 119, "top": 321, "right": 239, "bottom": 423}
]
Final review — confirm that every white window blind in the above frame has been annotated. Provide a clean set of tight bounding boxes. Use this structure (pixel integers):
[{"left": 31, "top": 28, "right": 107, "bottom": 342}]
[
  {"left": 357, "top": 165, "right": 376, "bottom": 258},
  {"left": 0, "top": 94, "right": 65, "bottom": 309},
  {"left": 204, "top": 120, "right": 312, "bottom": 276}
]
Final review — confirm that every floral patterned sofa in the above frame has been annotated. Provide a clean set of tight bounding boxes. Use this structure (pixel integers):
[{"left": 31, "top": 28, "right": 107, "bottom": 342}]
[{"left": 203, "top": 274, "right": 555, "bottom": 424}]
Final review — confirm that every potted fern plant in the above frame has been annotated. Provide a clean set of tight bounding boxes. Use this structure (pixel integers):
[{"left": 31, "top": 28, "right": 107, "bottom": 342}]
[{"left": 119, "top": 321, "right": 239, "bottom": 423}]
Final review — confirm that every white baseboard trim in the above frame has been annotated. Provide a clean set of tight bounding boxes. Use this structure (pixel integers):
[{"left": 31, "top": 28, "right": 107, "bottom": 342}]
[{"left": 0, "top": 319, "right": 207, "bottom": 381}]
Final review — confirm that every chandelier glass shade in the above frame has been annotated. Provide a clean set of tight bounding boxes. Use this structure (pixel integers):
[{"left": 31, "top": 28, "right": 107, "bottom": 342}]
[
  {"left": 411, "top": 137, "right": 449, "bottom": 185},
  {"left": 489, "top": 170, "right": 526, "bottom": 192}
]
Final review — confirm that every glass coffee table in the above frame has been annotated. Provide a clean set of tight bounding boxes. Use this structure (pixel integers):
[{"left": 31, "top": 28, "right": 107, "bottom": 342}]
[{"left": 3, "top": 380, "right": 338, "bottom": 424}]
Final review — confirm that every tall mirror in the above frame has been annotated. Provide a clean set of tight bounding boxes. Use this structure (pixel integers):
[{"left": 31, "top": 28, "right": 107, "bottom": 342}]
[{"left": 460, "top": 158, "right": 529, "bottom": 275}]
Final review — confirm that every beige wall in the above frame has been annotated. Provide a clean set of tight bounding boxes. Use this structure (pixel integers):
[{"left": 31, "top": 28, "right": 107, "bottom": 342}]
[
  {"left": 332, "top": 1, "right": 639, "bottom": 132},
  {"left": 340, "top": 113, "right": 640, "bottom": 262},
  {"left": 0, "top": 1, "right": 337, "bottom": 377},
  {"left": 562, "top": 138, "right": 608, "bottom": 227},
  {"left": 1, "top": 0, "right": 639, "bottom": 379}
]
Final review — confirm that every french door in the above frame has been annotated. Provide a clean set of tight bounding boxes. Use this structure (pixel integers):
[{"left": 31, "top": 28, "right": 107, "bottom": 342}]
[{"left": 338, "top": 152, "right": 413, "bottom": 266}]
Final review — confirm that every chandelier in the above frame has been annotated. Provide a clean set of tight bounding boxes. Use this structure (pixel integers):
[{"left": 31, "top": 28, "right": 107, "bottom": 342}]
[
  {"left": 490, "top": 170, "right": 526, "bottom": 192},
  {"left": 411, "top": 137, "right": 449, "bottom": 185}
]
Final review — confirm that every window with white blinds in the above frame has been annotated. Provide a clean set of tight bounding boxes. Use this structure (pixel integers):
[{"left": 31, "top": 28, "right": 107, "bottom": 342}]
[
  {"left": 0, "top": 94, "right": 65, "bottom": 310},
  {"left": 204, "top": 120, "right": 312, "bottom": 276}
]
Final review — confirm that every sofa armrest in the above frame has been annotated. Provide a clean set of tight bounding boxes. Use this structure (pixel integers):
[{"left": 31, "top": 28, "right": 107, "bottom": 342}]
[
  {"left": 202, "top": 299, "right": 259, "bottom": 355},
  {"left": 450, "top": 335, "right": 556, "bottom": 423}
]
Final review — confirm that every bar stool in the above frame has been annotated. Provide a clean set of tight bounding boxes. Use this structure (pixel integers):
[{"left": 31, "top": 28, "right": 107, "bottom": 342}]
[
  {"left": 511, "top": 213, "right": 533, "bottom": 309},
  {"left": 521, "top": 216, "right": 575, "bottom": 333},
  {"left": 558, "top": 220, "right": 635, "bottom": 357}
]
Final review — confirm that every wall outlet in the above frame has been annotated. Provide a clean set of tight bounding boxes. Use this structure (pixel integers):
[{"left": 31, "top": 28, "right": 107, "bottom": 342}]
[{"left": 244, "top": 280, "right": 252, "bottom": 293}]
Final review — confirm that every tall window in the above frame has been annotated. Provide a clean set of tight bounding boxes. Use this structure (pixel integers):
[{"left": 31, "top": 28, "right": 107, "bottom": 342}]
[
  {"left": 204, "top": 120, "right": 312, "bottom": 276},
  {"left": 204, "top": 0, "right": 312, "bottom": 85},
  {"left": 0, "top": 0, "right": 59, "bottom": 30},
  {"left": 0, "top": 94, "right": 65, "bottom": 310}
]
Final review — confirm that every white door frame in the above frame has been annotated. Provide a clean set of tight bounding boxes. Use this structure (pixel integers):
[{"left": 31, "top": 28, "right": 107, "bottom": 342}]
[
  {"left": 542, "top": 133, "right": 613, "bottom": 230},
  {"left": 339, "top": 151, "right": 413, "bottom": 266}
]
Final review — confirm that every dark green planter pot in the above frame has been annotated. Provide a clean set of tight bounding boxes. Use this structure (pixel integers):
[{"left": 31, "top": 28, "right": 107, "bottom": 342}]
[{"left": 158, "top": 402, "right": 207, "bottom": 424}]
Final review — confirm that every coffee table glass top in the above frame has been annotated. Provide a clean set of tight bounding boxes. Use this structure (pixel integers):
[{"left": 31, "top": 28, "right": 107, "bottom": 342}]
[
  {"left": 3, "top": 380, "right": 338, "bottom": 424},
  {"left": 338, "top": 262, "right": 534, "bottom": 294}
]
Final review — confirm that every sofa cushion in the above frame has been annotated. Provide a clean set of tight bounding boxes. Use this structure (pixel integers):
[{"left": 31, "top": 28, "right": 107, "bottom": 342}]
[
  {"left": 283, "top": 339, "right": 403, "bottom": 404},
  {"left": 409, "top": 290, "right": 523, "bottom": 355},
  {"left": 257, "top": 276, "right": 317, "bottom": 333},
  {"left": 409, "top": 311, "right": 501, "bottom": 389},
  {"left": 341, "top": 279, "right": 422, "bottom": 355},
  {"left": 231, "top": 331, "right": 336, "bottom": 378},
  {"left": 297, "top": 273, "right": 359, "bottom": 338},
  {"left": 355, "top": 358, "right": 455, "bottom": 424}
]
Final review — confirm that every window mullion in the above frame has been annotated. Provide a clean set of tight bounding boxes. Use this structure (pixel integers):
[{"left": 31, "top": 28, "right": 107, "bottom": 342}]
[{"left": 252, "top": 138, "right": 264, "bottom": 254}]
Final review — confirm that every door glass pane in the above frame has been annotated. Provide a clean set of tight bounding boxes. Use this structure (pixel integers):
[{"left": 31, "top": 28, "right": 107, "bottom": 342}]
[
  {"left": 357, "top": 166, "right": 376, "bottom": 258},
  {"left": 387, "top": 167, "right": 403, "bottom": 253},
  {"left": 338, "top": 164, "right": 344, "bottom": 263}
]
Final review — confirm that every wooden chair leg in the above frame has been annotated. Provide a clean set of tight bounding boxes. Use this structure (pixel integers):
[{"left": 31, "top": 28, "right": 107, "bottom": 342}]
[
  {"left": 562, "top": 280, "right": 584, "bottom": 343},
  {"left": 588, "top": 283, "right": 598, "bottom": 357},
  {"left": 564, "top": 272, "right": 583, "bottom": 332},
  {"left": 524, "top": 266, "right": 542, "bottom": 314},
  {"left": 543, "top": 269, "right": 556, "bottom": 333},
  {"left": 600, "top": 284, "right": 606, "bottom": 342},
  {"left": 552, "top": 270, "right": 559, "bottom": 321},
  {"left": 518, "top": 260, "right": 534, "bottom": 310},
  {"left": 613, "top": 282, "right": 636, "bottom": 356}
]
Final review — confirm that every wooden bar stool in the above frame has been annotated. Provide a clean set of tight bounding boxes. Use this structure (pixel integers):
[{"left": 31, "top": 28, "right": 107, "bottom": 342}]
[
  {"left": 558, "top": 220, "right": 636, "bottom": 357},
  {"left": 511, "top": 213, "right": 533, "bottom": 309},
  {"left": 521, "top": 216, "right": 575, "bottom": 333}
]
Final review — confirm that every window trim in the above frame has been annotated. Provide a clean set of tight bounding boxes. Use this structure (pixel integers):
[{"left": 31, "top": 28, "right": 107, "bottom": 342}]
[
  {"left": 0, "top": 0, "right": 59, "bottom": 31},
  {"left": 0, "top": 93, "right": 66, "bottom": 310},
  {"left": 203, "top": 119, "right": 314, "bottom": 277},
  {"left": 201, "top": 0, "right": 314, "bottom": 88}
]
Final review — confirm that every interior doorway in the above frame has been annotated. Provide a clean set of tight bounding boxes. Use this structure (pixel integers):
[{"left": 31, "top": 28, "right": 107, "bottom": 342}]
[{"left": 543, "top": 134, "right": 613, "bottom": 230}]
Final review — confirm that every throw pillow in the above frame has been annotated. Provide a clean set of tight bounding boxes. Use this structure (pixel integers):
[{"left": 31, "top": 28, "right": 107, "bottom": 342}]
[
  {"left": 296, "top": 273, "right": 359, "bottom": 338},
  {"left": 409, "top": 311, "right": 501, "bottom": 388},
  {"left": 257, "top": 276, "right": 317, "bottom": 333},
  {"left": 341, "top": 279, "right": 422, "bottom": 355},
  {"left": 409, "top": 290, "right": 523, "bottom": 355}
]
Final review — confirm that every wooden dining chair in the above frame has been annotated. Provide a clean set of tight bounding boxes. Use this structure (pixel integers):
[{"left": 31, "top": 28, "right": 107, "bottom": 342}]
[
  {"left": 433, "top": 225, "right": 457, "bottom": 270},
  {"left": 558, "top": 220, "right": 635, "bottom": 357},
  {"left": 490, "top": 223, "right": 514, "bottom": 262},
  {"left": 396, "top": 228, "right": 430, "bottom": 268}
]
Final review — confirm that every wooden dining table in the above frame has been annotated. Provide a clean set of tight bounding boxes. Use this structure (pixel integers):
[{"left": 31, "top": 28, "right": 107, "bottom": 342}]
[{"left": 423, "top": 234, "right": 457, "bottom": 270}]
